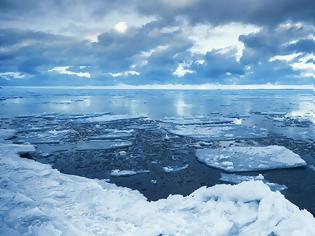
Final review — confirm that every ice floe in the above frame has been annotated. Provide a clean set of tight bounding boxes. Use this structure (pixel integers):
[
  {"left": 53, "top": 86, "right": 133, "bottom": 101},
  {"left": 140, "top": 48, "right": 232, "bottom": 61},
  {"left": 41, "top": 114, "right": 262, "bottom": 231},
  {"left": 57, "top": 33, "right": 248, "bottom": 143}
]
[
  {"left": 286, "top": 109, "right": 315, "bottom": 124},
  {"left": 160, "top": 116, "right": 235, "bottom": 125},
  {"left": 81, "top": 114, "right": 145, "bottom": 123},
  {"left": 88, "top": 129, "right": 134, "bottom": 140},
  {"left": 166, "top": 124, "right": 267, "bottom": 140},
  {"left": 220, "top": 173, "right": 287, "bottom": 192},
  {"left": 0, "top": 129, "right": 16, "bottom": 140},
  {"left": 0, "top": 129, "right": 314, "bottom": 235},
  {"left": 162, "top": 164, "right": 189, "bottom": 173},
  {"left": 110, "top": 169, "right": 149, "bottom": 177},
  {"left": 36, "top": 140, "right": 132, "bottom": 153},
  {"left": 196, "top": 145, "right": 306, "bottom": 172},
  {"left": 17, "top": 129, "right": 72, "bottom": 144}
]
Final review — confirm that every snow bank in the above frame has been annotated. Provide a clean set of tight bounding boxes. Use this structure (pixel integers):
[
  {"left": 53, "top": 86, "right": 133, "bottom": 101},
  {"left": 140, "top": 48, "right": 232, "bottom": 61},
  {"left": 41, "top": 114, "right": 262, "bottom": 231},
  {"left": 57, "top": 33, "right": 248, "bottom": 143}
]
[
  {"left": 196, "top": 145, "right": 306, "bottom": 172},
  {"left": 0, "top": 130, "right": 314, "bottom": 235}
]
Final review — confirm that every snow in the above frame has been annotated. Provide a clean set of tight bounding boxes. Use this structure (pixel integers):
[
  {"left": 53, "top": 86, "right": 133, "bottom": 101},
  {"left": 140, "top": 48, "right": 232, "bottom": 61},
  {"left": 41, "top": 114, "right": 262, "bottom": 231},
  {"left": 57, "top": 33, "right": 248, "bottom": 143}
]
[
  {"left": 110, "top": 169, "right": 149, "bottom": 177},
  {"left": 220, "top": 173, "right": 287, "bottom": 192},
  {"left": 196, "top": 145, "right": 306, "bottom": 172},
  {"left": 0, "top": 129, "right": 314, "bottom": 235}
]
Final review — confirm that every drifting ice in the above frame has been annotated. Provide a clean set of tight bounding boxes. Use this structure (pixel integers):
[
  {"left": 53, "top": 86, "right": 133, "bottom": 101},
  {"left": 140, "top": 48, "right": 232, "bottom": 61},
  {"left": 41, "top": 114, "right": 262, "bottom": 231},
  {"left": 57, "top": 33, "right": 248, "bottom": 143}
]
[
  {"left": 196, "top": 145, "right": 306, "bottom": 172},
  {"left": 220, "top": 173, "right": 287, "bottom": 192},
  {"left": 0, "top": 129, "right": 314, "bottom": 235}
]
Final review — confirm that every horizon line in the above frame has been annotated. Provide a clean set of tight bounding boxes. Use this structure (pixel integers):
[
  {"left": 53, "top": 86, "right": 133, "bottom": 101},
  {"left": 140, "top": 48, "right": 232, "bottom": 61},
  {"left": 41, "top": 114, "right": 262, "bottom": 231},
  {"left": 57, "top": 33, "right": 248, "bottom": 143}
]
[{"left": 1, "top": 83, "right": 313, "bottom": 90}]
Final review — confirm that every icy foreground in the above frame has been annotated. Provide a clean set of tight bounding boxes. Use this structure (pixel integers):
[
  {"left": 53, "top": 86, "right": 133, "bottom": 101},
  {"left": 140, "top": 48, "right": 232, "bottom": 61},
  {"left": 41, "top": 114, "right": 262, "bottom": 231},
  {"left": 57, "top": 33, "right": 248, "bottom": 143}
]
[
  {"left": 0, "top": 131, "right": 314, "bottom": 235},
  {"left": 196, "top": 145, "right": 306, "bottom": 172}
]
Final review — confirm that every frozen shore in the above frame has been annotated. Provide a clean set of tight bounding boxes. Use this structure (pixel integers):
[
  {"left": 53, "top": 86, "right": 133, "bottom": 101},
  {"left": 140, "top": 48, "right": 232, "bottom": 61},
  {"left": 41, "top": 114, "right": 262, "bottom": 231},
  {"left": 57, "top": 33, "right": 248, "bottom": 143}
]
[{"left": 0, "top": 129, "right": 314, "bottom": 235}]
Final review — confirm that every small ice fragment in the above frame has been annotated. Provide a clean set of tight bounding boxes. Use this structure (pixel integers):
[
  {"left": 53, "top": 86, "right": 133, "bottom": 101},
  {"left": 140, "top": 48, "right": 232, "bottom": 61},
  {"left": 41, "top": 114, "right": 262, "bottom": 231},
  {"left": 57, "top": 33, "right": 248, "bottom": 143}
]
[
  {"left": 162, "top": 164, "right": 189, "bottom": 173},
  {"left": 119, "top": 151, "right": 127, "bottom": 156},
  {"left": 233, "top": 118, "right": 242, "bottom": 125},
  {"left": 110, "top": 169, "right": 149, "bottom": 177}
]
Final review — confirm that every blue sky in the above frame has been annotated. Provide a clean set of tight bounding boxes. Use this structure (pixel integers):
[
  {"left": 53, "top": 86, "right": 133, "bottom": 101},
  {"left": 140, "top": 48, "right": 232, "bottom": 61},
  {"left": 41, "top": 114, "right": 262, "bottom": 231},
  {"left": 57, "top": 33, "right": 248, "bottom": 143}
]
[{"left": 0, "top": 0, "right": 314, "bottom": 86}]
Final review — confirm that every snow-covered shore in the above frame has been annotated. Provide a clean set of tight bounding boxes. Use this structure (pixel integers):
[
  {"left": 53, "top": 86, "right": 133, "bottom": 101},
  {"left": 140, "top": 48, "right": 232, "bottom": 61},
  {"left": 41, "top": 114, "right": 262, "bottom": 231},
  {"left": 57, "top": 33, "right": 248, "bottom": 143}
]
[{"left": 0, "top": 129, "right": 314, "bottom": 235}]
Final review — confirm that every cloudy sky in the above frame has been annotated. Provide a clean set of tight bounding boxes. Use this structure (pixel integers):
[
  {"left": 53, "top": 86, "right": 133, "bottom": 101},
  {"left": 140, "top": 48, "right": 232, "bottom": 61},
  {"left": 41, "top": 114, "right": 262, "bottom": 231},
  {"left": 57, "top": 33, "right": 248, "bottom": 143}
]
[{"left": 0, "top": 0, "right": 314, "bottom": 86}]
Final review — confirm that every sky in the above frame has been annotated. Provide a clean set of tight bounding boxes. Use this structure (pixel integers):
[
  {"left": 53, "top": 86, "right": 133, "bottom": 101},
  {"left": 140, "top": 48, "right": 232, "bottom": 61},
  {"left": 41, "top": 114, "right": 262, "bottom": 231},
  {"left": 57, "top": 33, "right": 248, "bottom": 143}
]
[{"left": 0, "top": 0, "right": 314, "bottom": 86}]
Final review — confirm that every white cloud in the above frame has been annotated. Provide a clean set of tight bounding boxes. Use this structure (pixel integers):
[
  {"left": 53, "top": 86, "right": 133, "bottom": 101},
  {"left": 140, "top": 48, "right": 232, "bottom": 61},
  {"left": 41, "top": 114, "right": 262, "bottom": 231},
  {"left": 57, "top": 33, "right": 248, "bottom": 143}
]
[
  {"left": 173, "top": 63, "right": 195, "bottom": 77},
  {"left": 291, "top": 54, "right": 314, "bottom": 77},
  {"left": 270, "top": 53, "right": 314, "bottom": 78},
  {"left": 184, "top": 23, "right": 260, "bottom": 60},
  {"left": 49, "top": 66, "right": 91, "bottom": 78},
  {"left": 0, "top": 72, "right": 25, "bottom": 80},
  {"left": 269, "top": 53, "right": 302, "bottom": 62},
  {"left": 114, "top": 22, "right": 128, "bottom": 33},
  {"left": 108, "top": 70, "right": 140, "bottom": 78}
]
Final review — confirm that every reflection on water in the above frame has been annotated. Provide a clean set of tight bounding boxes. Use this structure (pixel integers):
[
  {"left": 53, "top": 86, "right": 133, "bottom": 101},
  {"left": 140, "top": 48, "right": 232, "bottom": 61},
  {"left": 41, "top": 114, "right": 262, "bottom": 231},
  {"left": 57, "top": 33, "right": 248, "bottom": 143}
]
[{"left": 0, "top": 87, "right": 313, "bottom": 119}]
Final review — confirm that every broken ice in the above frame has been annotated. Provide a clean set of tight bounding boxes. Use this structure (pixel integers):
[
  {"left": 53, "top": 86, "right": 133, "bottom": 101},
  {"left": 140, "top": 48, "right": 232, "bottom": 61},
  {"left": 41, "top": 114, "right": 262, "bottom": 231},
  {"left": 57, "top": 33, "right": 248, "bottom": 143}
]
[
  {"left": 196, "top": 145, "right": 306, "bottom": 172},
  {"left": 80, "top": 113, "right": 145, "bottom": 123},
  {"left": 165, "top": 124, "right": 267, "bottom": 140},
  {"left": 162, "top": 164, "right": 189, "bottom": 173},
  {"left": 110, "top": 169, "right": 149, "bottom": 177},
  {"left": 220, "top": 173, "right": 287, "bottom": 192},
  {"left": 36, "top": 140, "right": 132, "bottom": 153}
]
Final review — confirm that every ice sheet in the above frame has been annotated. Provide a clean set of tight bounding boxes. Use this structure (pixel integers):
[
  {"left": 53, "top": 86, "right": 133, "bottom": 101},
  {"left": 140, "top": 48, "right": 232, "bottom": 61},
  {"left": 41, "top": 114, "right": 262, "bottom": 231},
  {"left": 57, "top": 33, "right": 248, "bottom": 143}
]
[
  {"left": 0, "top": 129, "right": 314, "bottom": 235},
  {"left": 196, "top": 145, "right": 306, "bottom": 172}
]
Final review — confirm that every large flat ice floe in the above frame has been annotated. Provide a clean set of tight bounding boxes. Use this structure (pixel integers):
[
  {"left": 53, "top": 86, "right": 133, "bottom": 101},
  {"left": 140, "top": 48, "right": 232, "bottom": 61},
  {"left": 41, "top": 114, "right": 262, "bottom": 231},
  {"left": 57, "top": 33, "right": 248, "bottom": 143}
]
[
  {"left": 164, "top": 124, "right": 268, "bottom": 140},
  {"left": 0, "top": 130, "right": 314, "bottom": 235},
  {"left": 35, "top": 140, "right": 132, "bottom": 153},
  {"left": 79, "top": 113, "right": 145, "bottom": 123},
  {"left": 196, "top": 145, "right": 306, "bottom": 172}
]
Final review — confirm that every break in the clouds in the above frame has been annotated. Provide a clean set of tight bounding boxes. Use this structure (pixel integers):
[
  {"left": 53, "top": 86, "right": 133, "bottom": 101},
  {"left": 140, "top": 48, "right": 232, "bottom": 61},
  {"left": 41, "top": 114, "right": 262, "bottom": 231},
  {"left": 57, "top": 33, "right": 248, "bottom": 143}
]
[{"left": 0, "top": 0, "right": 314, "bottom": 85}]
